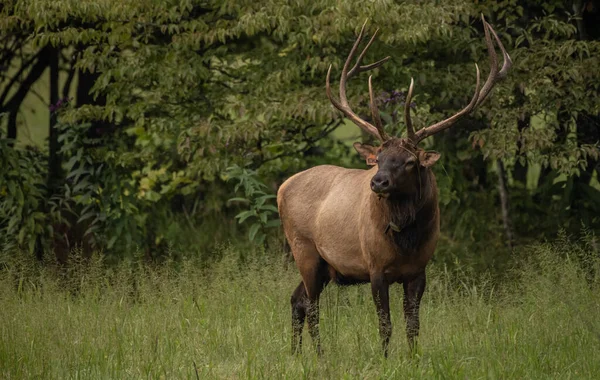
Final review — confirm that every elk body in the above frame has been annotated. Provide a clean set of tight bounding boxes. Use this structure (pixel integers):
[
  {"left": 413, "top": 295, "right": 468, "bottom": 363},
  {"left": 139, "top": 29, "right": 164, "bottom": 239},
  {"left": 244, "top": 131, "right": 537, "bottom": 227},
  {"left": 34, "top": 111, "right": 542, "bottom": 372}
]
[{"left": 277, "top": 17, "right": 511, "bottom": 356}]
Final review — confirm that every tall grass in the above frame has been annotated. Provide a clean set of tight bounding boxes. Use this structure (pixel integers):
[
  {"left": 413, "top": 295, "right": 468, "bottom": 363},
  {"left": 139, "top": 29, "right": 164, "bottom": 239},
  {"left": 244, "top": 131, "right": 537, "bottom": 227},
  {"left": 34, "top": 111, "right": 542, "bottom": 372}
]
[{"left": 1, "top": 236, "right": 599, "bottom": 379}]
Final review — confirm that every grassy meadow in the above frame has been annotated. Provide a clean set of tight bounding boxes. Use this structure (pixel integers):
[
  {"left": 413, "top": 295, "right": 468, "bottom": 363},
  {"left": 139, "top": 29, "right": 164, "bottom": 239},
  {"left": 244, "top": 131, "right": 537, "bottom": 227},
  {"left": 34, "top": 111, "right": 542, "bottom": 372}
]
[{"left": 1, "top": 239, "right": 599, "bottom": 379}]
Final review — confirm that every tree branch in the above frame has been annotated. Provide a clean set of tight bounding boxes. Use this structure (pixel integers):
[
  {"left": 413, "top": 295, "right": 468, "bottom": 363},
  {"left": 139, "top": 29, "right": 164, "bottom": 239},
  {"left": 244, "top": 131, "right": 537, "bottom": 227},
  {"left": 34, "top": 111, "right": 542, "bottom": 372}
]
[
  {"left": 256, "top": 120, "right": 343, "bottom": 167},
  {"left": 62, "top": 56, "right": 78, "bottom": 98},
  {"left": 3, "top": 46, "right": 52, "bottom": 142},
  {"left": 0, "top": 49, "right": 41, "bottom": 106},
  {"left": 0, "top": 36, "right": 21, "bottom": 71}
]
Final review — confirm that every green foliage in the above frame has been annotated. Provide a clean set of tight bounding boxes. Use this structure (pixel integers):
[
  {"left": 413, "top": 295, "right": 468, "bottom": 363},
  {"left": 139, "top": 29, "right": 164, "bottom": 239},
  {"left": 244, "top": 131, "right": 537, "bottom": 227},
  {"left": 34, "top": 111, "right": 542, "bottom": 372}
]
[
  {"left": 57, "top": 120, "right": 139, "bottom": 251},
  {"left": 0, "top": 128, "right": 55, "bottom": 255},
  {"left": 1, "top": 0, "right": 599, "bottom": 260},
  {"left": 225, "top": 165, "right": 280, "bottom": 245},
  {"left": 55, "top": 115, "right": 190, "bottom": 256}
]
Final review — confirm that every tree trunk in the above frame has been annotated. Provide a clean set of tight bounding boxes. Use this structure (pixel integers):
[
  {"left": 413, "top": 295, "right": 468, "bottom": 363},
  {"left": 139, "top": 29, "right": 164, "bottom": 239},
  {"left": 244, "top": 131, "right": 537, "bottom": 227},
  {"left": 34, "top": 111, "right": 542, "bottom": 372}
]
[
  {"left": 496, "top": 159, "right": 514, "bottom": 249},
  {"left": 48, "top": 47, "right": 62, "bottom": 193},
  {"left": 512, "top": 83, "right": 530, "bottom": 185},
  {"left": 513, "top": 113, "right": 530, "bottom": 184}
]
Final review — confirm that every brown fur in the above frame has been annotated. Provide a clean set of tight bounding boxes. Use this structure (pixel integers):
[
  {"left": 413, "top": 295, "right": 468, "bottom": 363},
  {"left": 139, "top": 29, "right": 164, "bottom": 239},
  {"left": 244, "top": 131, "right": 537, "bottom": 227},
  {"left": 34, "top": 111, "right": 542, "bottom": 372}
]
[{"left": 278, "top": 139, "right": 440, "bottom": 356}]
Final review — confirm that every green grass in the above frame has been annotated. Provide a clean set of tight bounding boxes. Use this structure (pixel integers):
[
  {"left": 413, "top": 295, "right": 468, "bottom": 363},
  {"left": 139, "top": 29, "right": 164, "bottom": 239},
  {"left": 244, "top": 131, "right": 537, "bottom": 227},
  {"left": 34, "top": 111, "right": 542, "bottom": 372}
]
[{"left": 1, "top": 241, "right": 599, "bottom": 379}]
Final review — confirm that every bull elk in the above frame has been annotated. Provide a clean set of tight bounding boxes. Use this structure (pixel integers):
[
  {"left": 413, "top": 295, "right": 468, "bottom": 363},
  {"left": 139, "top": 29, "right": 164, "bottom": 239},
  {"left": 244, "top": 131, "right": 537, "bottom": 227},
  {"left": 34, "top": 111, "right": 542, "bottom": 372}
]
[{"left": 277, "top": 16, "right": 511, "bottom": 356}]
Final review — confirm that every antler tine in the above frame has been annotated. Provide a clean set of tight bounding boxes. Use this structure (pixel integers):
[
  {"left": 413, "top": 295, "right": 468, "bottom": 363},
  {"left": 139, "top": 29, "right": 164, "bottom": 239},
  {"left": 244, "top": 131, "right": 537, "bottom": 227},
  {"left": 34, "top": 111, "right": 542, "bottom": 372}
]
[
  {"left": 483, "top": 20, "right": 512, "bottom": 77},
  {"left": 474, "top": 17, "right": 512, "bottom": 107},
  {"left": 405, "top": 78, "right": 415, "bottom": 141},
  {"left": 338, "top": 20, "right": 369, "bottom": 108},
  {"left": 348, "top": 25, "right": 391, "bottom": 78},
  {"left": 414, "top": 64, "right": 482, "bottom": 142},
  {"left": 326, "top": 20, "right": 391, "bottom": 142},
  {"left": 369, "top": 75, "right": 389, "bottom": 141},
  {"left": 413, "top": 16, "right": 511, "bottom": 143},
  {"left": 477, "top": 20, "right": 512, "bottom": 106},
  {"left": 477, "top": 18, "right": 498, "bottom": 105},
  {"left": 326, "top": 65, "right": 345, "bottom": 112},
  {"left": 326, "top": 65, "right": 386, "bottom": 141}
]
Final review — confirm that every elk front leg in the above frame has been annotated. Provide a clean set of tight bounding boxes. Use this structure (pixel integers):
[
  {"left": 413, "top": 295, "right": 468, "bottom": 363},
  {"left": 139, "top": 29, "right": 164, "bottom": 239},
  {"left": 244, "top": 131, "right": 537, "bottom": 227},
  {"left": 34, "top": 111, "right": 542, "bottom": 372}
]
[
  {"left": 403, "top": 271, "right": 426, "bottom": 351},
  {"left": 371, "top": 274, "right": 391, "bottom": 357}
]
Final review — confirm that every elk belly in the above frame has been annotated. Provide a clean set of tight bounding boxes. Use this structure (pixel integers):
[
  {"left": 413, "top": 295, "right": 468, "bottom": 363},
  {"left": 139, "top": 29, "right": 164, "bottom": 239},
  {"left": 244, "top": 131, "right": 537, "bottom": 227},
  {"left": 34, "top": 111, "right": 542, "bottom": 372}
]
[{"left": 315, "top": 241, "right": 370, "bottom": 281}]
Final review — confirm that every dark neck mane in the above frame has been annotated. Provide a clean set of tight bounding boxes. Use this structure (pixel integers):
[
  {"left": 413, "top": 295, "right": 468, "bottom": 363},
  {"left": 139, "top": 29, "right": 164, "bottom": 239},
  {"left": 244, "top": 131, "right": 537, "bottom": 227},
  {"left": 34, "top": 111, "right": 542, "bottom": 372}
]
[
  {"left": 383, "top": 193, "right": 419, "bottom": 229},
  {"left": 377, "top": 169, "right": 436, "bottom": 254},
  {"left": 382, "top": 170, "right": 431, "bottom": 228}
]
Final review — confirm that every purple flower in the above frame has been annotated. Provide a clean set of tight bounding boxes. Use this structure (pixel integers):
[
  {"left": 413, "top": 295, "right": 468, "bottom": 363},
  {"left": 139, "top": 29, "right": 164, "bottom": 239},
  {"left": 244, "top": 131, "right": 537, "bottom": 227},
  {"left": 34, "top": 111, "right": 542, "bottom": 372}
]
[
  {"left": 391, "top": 90, "right": 405, "bottom": 98},
  {"left": 49, "top": 97, "right": 72, "bottom": 113}
]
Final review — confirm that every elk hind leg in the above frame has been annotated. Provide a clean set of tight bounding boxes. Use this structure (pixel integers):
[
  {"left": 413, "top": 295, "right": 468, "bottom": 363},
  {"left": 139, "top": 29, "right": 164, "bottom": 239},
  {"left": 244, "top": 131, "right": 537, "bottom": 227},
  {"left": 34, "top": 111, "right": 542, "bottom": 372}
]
[
  {"left": 290, "top": 281, "right": 307, "bottom": 354},
  {"left": 292, "top": 240, "right": 329, "bottom": 355}
]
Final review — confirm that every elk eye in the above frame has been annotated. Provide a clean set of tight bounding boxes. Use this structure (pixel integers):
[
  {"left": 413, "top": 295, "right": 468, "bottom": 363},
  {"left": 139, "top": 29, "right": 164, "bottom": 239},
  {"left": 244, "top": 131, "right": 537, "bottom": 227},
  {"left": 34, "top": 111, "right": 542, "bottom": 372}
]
[{"left": 405, "top": 160, "right": 416, "bottom": 169}]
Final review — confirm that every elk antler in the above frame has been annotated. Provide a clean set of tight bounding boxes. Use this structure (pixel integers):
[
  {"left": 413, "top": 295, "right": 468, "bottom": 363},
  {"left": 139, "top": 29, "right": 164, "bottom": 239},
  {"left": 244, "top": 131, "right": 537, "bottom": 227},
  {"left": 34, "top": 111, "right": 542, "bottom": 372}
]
[
  {"left": 412, "top": 16, "right": 512, "bottom": 143},
  {"left": 405, "top": 78, "right": 415, "bottom": 141},
  {"left": 326, "top": 20, "right": 391, "bottom": 142}
]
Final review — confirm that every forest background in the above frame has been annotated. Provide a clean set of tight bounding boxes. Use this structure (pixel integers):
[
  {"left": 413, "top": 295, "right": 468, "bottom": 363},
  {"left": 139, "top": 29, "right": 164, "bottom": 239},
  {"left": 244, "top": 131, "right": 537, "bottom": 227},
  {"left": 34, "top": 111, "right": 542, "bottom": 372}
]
[
  {"left": 2, "top": 1, "right": 600, "bottom": 378},
  {"left": 1, "top": 0, "right": 600, "bottom": 270}
]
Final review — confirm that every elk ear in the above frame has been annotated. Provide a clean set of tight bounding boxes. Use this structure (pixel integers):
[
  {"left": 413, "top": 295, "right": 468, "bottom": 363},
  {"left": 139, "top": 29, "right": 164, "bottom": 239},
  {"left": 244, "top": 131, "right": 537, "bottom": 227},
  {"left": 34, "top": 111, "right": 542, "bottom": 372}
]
[
  {"left": 353, "top": 142, "right": 378, "bottom": 166},
  {"left": 418, "top": 151, "right": 441, "bottom": 168}
]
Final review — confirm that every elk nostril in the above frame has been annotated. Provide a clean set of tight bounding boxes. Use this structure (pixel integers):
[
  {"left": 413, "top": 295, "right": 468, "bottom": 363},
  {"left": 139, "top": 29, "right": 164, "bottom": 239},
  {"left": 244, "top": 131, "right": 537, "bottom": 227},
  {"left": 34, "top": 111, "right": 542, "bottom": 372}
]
[{"left": 371, "top": 176, "right": 390, "bottom": 191}]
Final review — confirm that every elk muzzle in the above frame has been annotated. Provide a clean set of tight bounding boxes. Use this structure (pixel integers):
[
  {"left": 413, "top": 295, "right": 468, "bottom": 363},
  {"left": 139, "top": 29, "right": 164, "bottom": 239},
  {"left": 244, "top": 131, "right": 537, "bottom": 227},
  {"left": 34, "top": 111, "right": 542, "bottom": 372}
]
[{"left": 371, "top": 172, "right": 391, "bottom": 194}]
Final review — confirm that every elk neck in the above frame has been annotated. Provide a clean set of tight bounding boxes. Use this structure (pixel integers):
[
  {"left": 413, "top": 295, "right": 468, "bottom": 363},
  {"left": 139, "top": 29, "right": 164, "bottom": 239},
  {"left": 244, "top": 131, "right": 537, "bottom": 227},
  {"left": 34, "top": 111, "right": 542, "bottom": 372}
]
[{"left": 371, "top": 167, "right": 437, "bottom": 254}]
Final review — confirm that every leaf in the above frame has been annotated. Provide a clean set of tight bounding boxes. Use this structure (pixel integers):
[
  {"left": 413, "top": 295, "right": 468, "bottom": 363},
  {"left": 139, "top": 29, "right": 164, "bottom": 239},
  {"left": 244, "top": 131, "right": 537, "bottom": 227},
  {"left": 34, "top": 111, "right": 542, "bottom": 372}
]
[
  {"left": 228, "top": 197, "right": 250, "bottom": 204},
  {"left": 73, "top": 180, "right": 91, "bottom": 193},
  {"left": 107, "top": 235, "right": 118, "bottom": 249},
  {"left": 255, "top": 194, "right": 276, "bottom": 208},
  {"left": 255, "top": 233, "right": 266, "bottom": 246},
  {"left": 248, "top": 223, "right": 260, "bottom": 242},
  {"left": 78, "top": 211, "right": 96, "bottom": 224},
  {"left": 64, "top": 155, "right": 79, "bottom": 173},
  {"left": 264, "top": 219, "right": 281, "bottom": 228},
  {"left": 259, "top": 212, "right": 267, "bottom": 224},
  {"left": 379, "top": 110, "right": 393, "bottom": 125},
  {"left": 235, "top": 210, "right": 256, "bottom": 224},
  {"left": 7, "top": 181, "right": 15, "bottom": 196},
  {"left": 17, "top": 228, "right": 26, "bottom": 245},
  {"left": 145, "top": 190, "right": 161, "bottom": 202},
  {"left": 260, "top": 205, "right": 279, "bottom": 213},
  {"left": 579, "top": 183, "right": 600, "bottom": 207}
]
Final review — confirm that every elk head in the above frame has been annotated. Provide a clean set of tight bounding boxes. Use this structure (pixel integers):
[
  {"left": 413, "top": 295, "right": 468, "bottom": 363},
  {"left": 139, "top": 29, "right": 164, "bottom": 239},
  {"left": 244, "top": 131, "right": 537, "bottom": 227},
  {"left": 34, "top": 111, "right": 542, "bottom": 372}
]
[{"left": 326, "top": 16, "right": 512, "bottom": 196}]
